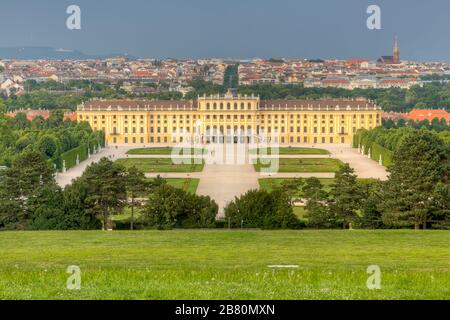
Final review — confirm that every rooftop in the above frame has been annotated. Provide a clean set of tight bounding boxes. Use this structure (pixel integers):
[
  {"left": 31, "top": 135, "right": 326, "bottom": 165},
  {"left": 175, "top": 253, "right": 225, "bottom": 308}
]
[{"left": 78, "top": 98, "right": 380, "bottom": 112}]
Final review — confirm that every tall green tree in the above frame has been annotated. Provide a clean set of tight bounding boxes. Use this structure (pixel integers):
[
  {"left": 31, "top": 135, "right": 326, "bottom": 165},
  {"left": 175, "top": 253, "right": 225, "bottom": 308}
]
[
  {"left": 62, "top": 178, "right": 102, "bottom": 229},
  {"left": 27, "top": 184, "right": 65, "bottom": 230},
  {"left": 224, "top": 189, "right": 300, "bottom": 229},
  {"left": 0, "top": 150, "right": 55, "bottom": 229},
  {"left": 328, "top": 164, "right": 362, "bottom": 229},
  {"left": 142, "top": 183, "right": 218, "bottom": 229},
  {"left": 125, "top": 166, "right": 146, "bottom": 230},
  {"left": 380, "top": 130, "right": 449, "bottom": 229},
  {"left": 359, "top": 180, "right": 384, "bottom": 229},
  {"left": 280, "top": 178, "right": 304, "bottom": 206},
  {"left": 303, "top": 177, "right": 335, "bottom": 228},
  {"left": 82, "top": 158, "right": 127, "bottom": 230}
]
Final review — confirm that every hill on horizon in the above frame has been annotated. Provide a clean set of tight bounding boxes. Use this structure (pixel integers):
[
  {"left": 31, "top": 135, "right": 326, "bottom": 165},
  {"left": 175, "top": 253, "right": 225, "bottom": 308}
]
[{"left": 0, "top": 46, "right": 136, "bottom": 60}]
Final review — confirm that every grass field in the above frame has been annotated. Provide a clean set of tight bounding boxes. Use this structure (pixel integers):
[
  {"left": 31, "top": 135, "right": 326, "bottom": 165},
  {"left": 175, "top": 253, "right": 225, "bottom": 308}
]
[
  {"left": 151, "top": 178, "right": 199, "bottom": 194},
  {"left": 254, "top": 158, "right": 343, "bottom": 173},
  {"left": 116, "top": 158, "right": 204, "bottom": 172},
  {"left": 250, "top": 147, "right": 329, "bottom": 155},
  {"left": 259, "top": 178, "right": 376, "bottom": 193},
  {"left": 0, "top": 230, "right": 449, "bottom": 299},
  {"left": 259, "top": 178, "right": 336, "bottom": 193},
  {"left": 127, "top": 147, "right": 207, "bottom": 155}
]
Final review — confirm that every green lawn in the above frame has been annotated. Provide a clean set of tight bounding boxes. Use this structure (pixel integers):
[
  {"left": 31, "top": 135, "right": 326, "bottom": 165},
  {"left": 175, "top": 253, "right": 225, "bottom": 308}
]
[
  {"left": 127, "top": 147, "right": 207, "bottom": 155},
  {"left": 0, "top": 230, "right": 449, "bottom": 299},
  {"left": 254, "top": 158, "right": 343, "bottom": 173},
  {"left": 150, "top": 178, "right": 199, "bottom": 194},
  {"left": 116, "top": 158, "right": 204, "bottom": 172},
  {"left": 259, "top": 178, "right": 336, "bottom": 193},
  {"left": 259, "top": 178, "right": 376, "bottom": 194},
  {"left": 251, "top": 147, "right": 329, "bottom": 155}
]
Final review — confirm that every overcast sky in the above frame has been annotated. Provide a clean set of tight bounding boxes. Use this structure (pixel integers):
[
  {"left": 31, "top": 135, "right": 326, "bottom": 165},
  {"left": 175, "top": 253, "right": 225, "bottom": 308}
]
[{"left": 1, "top": 0, "right": 449, "bottom": 61}]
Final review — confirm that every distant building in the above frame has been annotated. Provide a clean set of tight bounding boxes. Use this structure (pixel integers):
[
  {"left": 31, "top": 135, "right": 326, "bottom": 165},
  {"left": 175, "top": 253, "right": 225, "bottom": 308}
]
[
  {"left": 382, "top": 109, "right": 450, "bottom": 123},
  {"left": 377, "top": 78, "right": 418, "bottom": 89},
  {"left": 378, "top": 37, "right": 401, "bottom": 65},
  {"left": 76, "top": 94, "right": 382, "bottom": 145},
  {"left": 5, "top": 109, "right": 77, "bottom": 122},
  {"left": 407, "top": 109, "right": 450, "bottom": 123}
]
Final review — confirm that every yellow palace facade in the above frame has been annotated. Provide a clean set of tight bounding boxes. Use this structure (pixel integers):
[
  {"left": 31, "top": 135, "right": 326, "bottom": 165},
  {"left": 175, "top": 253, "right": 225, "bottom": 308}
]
[{"left": 76, "top": 92, "right": 382, "bottom": 145}]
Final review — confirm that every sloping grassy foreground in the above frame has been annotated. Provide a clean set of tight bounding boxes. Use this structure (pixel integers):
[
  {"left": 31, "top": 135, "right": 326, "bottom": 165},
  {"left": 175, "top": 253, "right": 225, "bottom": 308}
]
[{"left": 0, "top": 230, "right": 449, "bottom": 299}]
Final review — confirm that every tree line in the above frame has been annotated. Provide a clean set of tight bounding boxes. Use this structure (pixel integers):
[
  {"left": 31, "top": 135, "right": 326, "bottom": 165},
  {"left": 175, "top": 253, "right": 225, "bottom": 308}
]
[
  {"left": 0, "top": 153, "right": 218, "bottom": 230},
  {"left": 304, "top": 129, "right": 448, "bottom": 229},
  {"left": 383, "top": 117, "right": 449, "bottom": 133},
  {"left": 3, "top": 79, "right": 450, "bottom": 113},
  {"left": 0, "top": 111, "right": 103, "bottom": 167}
]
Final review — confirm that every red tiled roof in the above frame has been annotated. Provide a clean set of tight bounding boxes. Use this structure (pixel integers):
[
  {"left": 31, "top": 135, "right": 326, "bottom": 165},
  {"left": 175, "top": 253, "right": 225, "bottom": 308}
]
[
  {"left": 5, "top": 110, "right": 77, "bottom": 122},
  {"left": 407, "top": 109, "right": 450, "bottom": 122}
]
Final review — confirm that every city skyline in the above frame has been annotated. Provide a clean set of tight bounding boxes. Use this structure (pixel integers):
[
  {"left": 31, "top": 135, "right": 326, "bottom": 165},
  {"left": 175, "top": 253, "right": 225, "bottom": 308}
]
[{"left": 1, "top": 0, "right": 450, "bottom": 61}]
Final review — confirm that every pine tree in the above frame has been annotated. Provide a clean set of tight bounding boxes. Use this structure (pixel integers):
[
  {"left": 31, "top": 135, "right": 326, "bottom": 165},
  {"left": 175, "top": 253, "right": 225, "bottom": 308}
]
[
  {"left": 82, "top": 157, "right": 127, "bottom": 230},
  {"left": 303, "top": 177, "right": 336, "bottom": 228},
  {"left": 125, "top": 166, "right": 146, "bottom": 230},
  {"left": 0, "top": 150, "right": 55, "bottom": 228},
  {"left": 328, "top": 164, "right": 362, "bottom": 229},
  {"left": 380, "top": 130, "right": 448, "bottom": 229}
]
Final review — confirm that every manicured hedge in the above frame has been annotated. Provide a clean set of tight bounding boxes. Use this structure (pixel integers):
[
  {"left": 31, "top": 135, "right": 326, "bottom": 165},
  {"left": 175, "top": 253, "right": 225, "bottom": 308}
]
[
  {"left": 53, "top": 131, "right": 105, "bottom": 172},
  {"left": 353, "top": 129, "right": 393, "bottom": 167},
  {"left": 60, "top": 144, "right": 89, "bottom": 171},
  {"left": 371, "top": 142, "right": 393, "bottom": 167}
]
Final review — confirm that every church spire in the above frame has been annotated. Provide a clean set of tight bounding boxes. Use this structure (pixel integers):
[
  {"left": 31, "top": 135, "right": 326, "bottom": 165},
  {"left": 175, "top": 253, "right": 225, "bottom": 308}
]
[{"left": 393, "top": 36, "right": 400, "bottom": 64}]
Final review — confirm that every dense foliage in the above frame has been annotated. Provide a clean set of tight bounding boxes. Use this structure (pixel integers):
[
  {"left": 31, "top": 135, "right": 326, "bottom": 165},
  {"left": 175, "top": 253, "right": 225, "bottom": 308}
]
[
  {"left": 224, "top": 189, "right": 303, "bottom": 229},
  {"left": 300, "top": 129, "right": 449, "bottom": 229},
  {"left": 142, "top": 182, "right": 218, "bottom": 229},
  {"left": 0, "top": 155, "right": 218, "bottom": 231},
  {"left": 382, "top": 117, "right": 449, "bottom": 132},
  {"left": 0, "top": 150, "right": 100, "bottom": 230},
  {"left": 0, "top": 112, "right": 104, "bottom": 168},
  {"left": 238, "top": 82, "right": 450, "bottom": 112},
  {"left": 4, "top": 79, "right": 450, "bottom": 112},
  {"left": 354, "top": 126, "right": 449, "bottom": 155}
]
